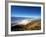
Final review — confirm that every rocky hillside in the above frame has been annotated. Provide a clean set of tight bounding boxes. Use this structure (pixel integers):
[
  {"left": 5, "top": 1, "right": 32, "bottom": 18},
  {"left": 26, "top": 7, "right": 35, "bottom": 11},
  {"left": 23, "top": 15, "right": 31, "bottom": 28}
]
[{"left": 11, "top": 20, "right": 41, "bottom": 31}]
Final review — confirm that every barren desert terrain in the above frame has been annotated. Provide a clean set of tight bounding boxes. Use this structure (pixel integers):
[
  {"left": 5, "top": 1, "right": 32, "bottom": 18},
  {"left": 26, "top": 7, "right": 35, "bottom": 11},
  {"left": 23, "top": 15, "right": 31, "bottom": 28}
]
[{"left": 11, "top": 19, "right": 41, "bottom": 31}]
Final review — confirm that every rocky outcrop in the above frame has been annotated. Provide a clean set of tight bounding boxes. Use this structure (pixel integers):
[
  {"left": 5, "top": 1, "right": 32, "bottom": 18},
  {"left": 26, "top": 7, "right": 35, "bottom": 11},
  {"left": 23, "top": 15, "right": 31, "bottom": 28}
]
[{"left": 11, "top": 20, "right": 41, "bottom": 31}]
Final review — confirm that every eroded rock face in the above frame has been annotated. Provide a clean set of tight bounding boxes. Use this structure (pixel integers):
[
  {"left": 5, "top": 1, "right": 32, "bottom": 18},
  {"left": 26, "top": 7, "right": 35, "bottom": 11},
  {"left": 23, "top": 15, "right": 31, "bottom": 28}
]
[{"left": 11, "top": 19, "right": 41, "bottom": 31}]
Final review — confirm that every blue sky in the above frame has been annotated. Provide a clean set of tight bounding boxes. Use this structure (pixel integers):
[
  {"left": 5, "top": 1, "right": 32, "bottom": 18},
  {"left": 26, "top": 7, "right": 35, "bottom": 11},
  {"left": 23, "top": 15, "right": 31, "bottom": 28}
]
[{"left": 11, "top": 5, "right": 41, "bottom": 17}]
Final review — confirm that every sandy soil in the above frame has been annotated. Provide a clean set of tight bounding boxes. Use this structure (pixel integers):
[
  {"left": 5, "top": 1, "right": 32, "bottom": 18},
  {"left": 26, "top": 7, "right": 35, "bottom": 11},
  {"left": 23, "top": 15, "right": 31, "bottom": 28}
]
[{"left": 11, "top": 20, "right": 41, "bottom": 31}]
